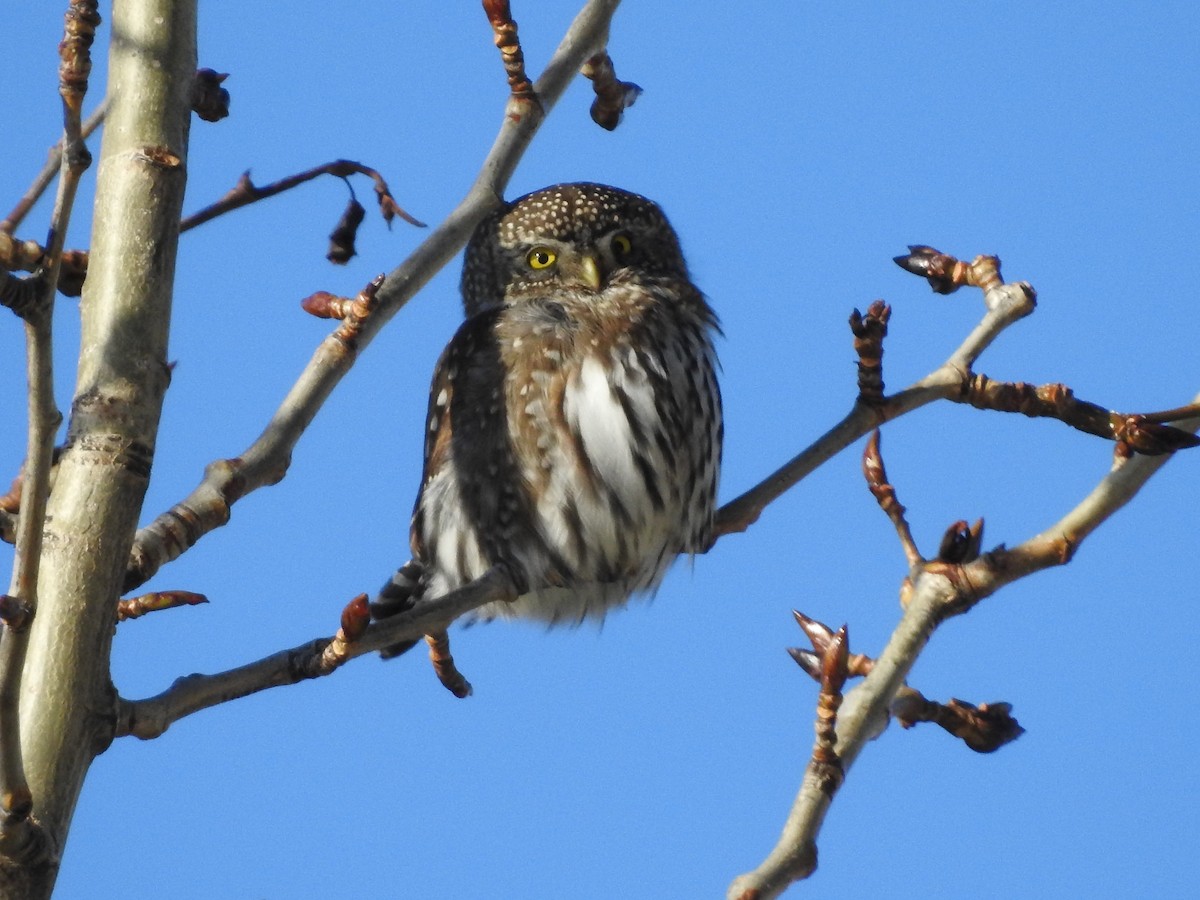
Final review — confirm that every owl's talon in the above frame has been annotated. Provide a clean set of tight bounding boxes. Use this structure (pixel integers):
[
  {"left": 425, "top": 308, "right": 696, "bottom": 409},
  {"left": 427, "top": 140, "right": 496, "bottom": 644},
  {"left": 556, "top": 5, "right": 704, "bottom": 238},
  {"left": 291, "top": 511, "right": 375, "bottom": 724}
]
[
  {"left": 426, "top": 630, "right": 472, "bottom": 698},
  {"left": 372, "top": 560, "right": 426, "bottom": 660},
  {"left": 369, "top": 559, "right": 425, "bottom": 621}
]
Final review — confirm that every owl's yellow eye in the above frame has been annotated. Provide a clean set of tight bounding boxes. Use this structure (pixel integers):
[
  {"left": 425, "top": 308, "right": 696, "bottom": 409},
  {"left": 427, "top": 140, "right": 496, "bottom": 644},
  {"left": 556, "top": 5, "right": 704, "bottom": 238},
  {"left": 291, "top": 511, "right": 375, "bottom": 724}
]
[
  {"left": 527, "top": 247, "right": 557, "bottom": 270},
  {"left": 612, "top": 233, "right": 633, "bottom": 257}
]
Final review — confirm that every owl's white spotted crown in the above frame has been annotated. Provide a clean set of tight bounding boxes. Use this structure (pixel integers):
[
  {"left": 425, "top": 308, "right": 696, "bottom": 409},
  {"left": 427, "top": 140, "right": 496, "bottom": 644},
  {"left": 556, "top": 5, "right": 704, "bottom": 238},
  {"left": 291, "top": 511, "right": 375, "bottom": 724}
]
[{"left": 495, "top": 182, "right": 663, "bottom": 245}]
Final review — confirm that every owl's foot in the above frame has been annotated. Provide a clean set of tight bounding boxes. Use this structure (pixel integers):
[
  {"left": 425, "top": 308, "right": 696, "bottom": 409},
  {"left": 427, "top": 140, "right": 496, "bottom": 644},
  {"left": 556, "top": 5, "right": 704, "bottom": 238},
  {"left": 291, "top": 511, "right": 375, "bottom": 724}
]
[
  {"left": 371, "top": 560, "right": 425, "bottom": 660},
  {"left": 424, "top": 629, "right": 473, "bottom": 698}
]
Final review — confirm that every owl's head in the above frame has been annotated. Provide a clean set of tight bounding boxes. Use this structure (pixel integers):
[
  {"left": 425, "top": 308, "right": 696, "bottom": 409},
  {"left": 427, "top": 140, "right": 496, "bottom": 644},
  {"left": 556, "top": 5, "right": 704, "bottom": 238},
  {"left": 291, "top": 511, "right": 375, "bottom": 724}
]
[{"left": 461, "top": 182, "right": 688, "bottom": 316}]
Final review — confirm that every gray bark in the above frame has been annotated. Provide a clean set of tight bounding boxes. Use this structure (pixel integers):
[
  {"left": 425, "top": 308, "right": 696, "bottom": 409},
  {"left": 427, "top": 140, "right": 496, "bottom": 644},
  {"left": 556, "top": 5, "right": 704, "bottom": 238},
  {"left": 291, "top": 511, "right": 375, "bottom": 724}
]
[{"left": 0, "top": 2, "right": 195, "bottom": 896}]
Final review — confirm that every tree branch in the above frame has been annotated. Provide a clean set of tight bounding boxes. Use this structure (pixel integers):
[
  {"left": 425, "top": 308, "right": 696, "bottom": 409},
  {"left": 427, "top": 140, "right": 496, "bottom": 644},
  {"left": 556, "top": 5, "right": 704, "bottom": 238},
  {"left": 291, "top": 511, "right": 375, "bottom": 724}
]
[
  {"left": 114, "top": 566, "right": 518, "bottom": 740},
  {"left": 727, "top": 397, "right": 1200, "bottom": 900},
  {"left": 123, "top": 0, "right": 623, "bottom": 592},
  {"left": 178, "top": 160, "right": 424, "bottom": 233},
  {"left": 0, "top": 0, "right": 99, "bottom": 865},
  {"left": 712, "top": 280, "right": 1037, "bottom": 539}
]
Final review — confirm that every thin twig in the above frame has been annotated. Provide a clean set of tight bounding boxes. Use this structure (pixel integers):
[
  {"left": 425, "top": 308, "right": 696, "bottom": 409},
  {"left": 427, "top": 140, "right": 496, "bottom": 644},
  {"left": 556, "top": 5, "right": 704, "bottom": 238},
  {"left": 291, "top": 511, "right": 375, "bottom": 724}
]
[
  {"left": 483, "top": 0, "right": 536, "bottom": 101},
  {"left": 114, "top": 566, "right": 518, "bottom": 740},
  {"left": 0, "top": 0, "right": 99, "bottom": 864},
  {"left": 179, "top": 160, "right": 424, "bottom": 232},
  {"left": 123, "top": 0, "right": 622, "bottom": 592},
  {"left": 861, "top": 429, "right": 922, "bottom": 568},
  {"left": 727, "top": 397, "right": 1200, "bottom": 900},
  {"left": 116, "top": 590, "right": 208, "bottom": 622}
]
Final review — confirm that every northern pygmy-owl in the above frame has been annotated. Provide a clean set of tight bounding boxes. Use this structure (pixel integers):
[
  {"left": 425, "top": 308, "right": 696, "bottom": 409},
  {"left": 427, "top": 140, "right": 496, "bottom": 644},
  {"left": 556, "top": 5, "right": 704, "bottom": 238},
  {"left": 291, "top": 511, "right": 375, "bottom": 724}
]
[{"left": 401, "top": 182, "right": 722, "bottom": 627}]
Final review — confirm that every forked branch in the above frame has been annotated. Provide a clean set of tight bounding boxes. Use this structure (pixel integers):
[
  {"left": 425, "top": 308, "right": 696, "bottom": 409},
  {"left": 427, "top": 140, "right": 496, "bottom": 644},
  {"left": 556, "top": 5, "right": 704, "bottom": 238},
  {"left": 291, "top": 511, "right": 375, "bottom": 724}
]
[
  {"left": 114, "top": 566, "right": 518, "bottom": 740},
  {"left": 728, "top": 393, "right": 1200, "bottom": 899}
]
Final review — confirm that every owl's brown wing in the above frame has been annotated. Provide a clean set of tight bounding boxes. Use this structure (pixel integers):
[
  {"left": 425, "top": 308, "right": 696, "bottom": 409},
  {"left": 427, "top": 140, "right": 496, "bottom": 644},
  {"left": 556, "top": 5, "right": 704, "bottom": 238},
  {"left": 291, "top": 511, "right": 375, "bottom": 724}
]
[
  {"left": 409, "top": 309, "right": 500, "bottom": 562},
  {"left": 411, "top": 304, "right": 578, "bottom": 597}
]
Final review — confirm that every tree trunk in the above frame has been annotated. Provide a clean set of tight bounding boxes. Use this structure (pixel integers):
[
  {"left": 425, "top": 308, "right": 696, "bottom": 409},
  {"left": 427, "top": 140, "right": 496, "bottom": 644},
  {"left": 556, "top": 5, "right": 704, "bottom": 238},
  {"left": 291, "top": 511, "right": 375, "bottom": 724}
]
[{"left": 0, "top": 2, "right": 194, "bottom": 896}]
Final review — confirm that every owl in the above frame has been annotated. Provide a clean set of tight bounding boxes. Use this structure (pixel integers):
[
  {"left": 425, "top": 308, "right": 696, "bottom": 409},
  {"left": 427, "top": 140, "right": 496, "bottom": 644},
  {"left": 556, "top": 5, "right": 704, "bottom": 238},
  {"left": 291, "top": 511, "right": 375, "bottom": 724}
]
[{"left": 380, "top": 182, "right": 722, "bottom": 640}]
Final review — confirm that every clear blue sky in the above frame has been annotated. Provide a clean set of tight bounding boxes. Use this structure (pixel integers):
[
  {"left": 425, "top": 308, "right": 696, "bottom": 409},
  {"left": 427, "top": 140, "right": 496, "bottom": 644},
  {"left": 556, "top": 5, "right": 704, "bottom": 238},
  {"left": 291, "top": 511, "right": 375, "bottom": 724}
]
[{"left": 3, "top": 3, "right": 1198, "bottom": 897}]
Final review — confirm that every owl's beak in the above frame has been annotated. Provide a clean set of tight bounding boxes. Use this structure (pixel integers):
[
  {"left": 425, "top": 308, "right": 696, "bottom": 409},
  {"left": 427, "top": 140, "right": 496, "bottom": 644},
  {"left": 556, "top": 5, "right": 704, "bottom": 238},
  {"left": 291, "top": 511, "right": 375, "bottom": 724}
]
[{"left": 579, "top": 254, "right": 602, "bottom": 289}]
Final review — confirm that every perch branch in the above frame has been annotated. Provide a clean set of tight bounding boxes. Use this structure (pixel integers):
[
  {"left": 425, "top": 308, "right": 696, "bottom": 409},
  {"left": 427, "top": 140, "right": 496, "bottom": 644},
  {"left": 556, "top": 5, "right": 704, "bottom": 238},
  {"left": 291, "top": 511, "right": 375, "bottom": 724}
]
[
  {"left": 0, "top": 0, "right": 99, "bottom": 864},
  {"left": 727, "top": 395, "right": 1200, "bottom": 900},
  {"left": 123, "top": 0, "right": 622, "bottom": 592},
  {"left": 114, "top": 566, "right": 518, "bottom": 740}
]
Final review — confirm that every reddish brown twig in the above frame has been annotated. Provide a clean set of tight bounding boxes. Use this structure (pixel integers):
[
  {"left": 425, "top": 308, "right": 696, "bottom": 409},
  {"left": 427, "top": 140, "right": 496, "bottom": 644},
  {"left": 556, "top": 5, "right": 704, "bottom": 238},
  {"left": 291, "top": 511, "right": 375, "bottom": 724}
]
[
  {"left": 849, "top": 301, "right": 890, "bottom": 405},
  {"left": 956, "top": 376, "right": 1200, "bottom": 454},
  {"left": 116, "top": 590, "right": 209, "bottom": 622},
  {"left": 891, "top": 689, "right": 1024, "bottom": 753},
  {"left": 809, "top": 625, "right": 849, "bottom": 790},
  {"left": 317, "top": 594, "right": 372, "bottom": 674},
  {"left": 424, "top": 630, "right": 473, "bottom": 698},
  {"left": 862, "top": 429, "right": 922, "bottom": 570},
  {"left": 788, "top": 612, "right": 851, "bottom": 787},
  {"left": 893, "top": 245, "right": 1003, "bottom": 295},
  {"left": 580, "top": 51, "right": 641, "bottom": 130},
  {"left": 190, "top": 68, "right": 230, "bottom": 122},
  {"left": 0, "top": 233, "right": 46, "bottom": 274},
  {"left": 483, "top": 0, "right": 537, "bottom": 103},
  {"left": 301, "top": 273, "right": 385, "bottom": 348},
  {"left": 788, "top": 611, "right": 874, "bottom": 683}
]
